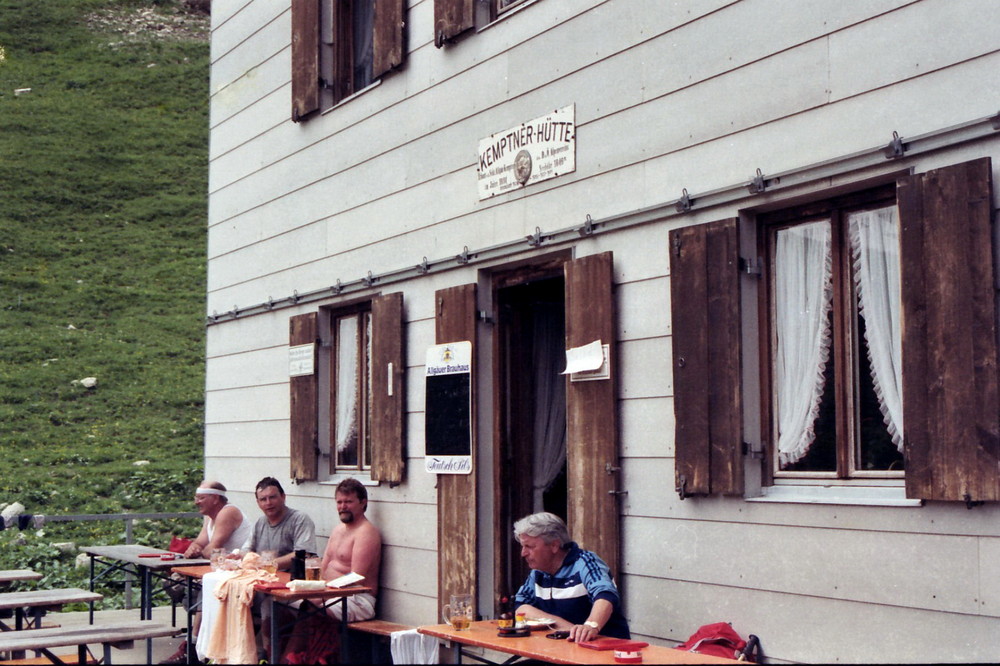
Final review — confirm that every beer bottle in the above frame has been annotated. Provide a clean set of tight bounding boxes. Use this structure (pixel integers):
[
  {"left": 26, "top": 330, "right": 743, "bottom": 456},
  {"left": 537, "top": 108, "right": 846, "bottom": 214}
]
[{"left": 498, "top": 595, "right": 514, "bottom": 630}]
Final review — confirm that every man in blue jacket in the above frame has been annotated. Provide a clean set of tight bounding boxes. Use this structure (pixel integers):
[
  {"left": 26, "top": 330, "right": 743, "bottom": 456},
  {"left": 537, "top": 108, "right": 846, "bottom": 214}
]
[{"left": 513, "top": 512, "right": 630, "bottom": 641}]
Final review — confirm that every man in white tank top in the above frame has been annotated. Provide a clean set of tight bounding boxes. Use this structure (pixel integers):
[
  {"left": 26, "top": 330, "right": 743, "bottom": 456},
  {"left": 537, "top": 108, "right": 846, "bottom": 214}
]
[
  {"left": 184, "top": 480, "right": 253, "bottom": 557},
  {"left": 161, "top": 480, "right": 253, "bottom": 664}
]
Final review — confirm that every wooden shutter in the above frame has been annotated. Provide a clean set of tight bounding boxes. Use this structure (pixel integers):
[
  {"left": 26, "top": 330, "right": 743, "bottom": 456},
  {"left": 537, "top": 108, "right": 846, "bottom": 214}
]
[
  {"left": 291, "top": 0, "right": 320, "bottom": 122},
  {"left": 433, "top": 0, "right": 474, "bottom": 47},
  {"left": 373, "top": 0, "right": 406, "bottom": 78},
  {"left": 564, "top": 252, "right": 620, "bottom": 578},
  {"left": 370, "top": 292, "right": 405, "bottom": 486},
  {"left": 669, "top": 219, "right": 743, "bottom": 497},
  {"left": 290, "top": 313, "right": 319, "bottom": 481},
  {"left": 435, "top": 284, "right": 478, "bottom": 609},
  {"left": 898, "top": 157, "right": 1000, "bottom": 502}
]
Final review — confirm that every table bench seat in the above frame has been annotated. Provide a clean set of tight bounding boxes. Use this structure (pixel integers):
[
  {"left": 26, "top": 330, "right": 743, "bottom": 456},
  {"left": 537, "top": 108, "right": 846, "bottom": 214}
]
[
  {"left": 345, "top": 619, "right": 414, "bottom": 663},
  {"left": 1, "top": 653, "right": 97, "bottom": 665},
  {"left": 0, "top": 621, "right": 181, "bottom": 665},
  {"left": 348, "top": 619, "right": 414, "bottom": 637}
]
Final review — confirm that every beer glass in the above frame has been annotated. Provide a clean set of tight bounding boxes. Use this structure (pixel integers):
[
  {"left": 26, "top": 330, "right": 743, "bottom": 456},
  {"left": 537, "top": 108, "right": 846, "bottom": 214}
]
[
  {"left": 305, "top": 556, "right": 321, "bottom": 580},
  {"left": 442, "top": 593, "right": 473, "bottom": 631}
]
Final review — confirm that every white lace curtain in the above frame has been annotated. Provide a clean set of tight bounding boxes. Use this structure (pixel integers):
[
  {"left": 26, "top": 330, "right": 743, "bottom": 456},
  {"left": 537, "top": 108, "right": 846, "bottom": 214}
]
[
  {"left": 774, "top": 207, "right": 904, "bottom": 467},
  {"left": 775, "top": 221, "right": 834, "bottom": 467},
  {"left": 849, "top": 206, "right": 904, "bottom": 451},
  {"left": 336, "top": 315, "right": 360, "bottom": 457}
]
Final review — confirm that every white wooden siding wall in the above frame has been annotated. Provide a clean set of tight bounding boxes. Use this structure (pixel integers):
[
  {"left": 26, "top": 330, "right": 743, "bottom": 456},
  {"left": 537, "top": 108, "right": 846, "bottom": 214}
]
[{"left": 206, "top": 0, "right": 1000, "bottom": 659}]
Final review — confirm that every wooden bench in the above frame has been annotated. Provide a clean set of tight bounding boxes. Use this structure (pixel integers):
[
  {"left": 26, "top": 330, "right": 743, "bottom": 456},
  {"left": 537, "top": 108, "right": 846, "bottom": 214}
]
[
  {"left": 1, "top": 653, "right": 97, "bottom": 665},
  {"left": 346, "top": 619, "right": 414, "bottom": 664},
  {"left": 0, "top": 621, "right": 181, "bottom": 665}
]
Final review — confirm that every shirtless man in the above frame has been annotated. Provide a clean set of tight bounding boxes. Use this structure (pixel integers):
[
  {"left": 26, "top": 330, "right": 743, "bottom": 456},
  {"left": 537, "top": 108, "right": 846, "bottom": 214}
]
[{"left": 319, "top": 477, "right": 382, "bottom": 622}]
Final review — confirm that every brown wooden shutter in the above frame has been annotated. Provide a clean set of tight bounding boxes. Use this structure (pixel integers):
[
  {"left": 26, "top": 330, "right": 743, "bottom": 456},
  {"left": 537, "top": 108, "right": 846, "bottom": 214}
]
[
  {"left": 433, "top": 0, "right": 474, "bottom": 47},
  {"left": 435, "top": 284, "right": 478, "bottom": 609},
  {"left": 564, "top": 252, "right": 620, "bottom": 578},
  {"left": 370, "top": 292, "right": 405, "bottom": 486},
  {"left": 373, "top": 0, "right": 405, "bottom": 78},
  {"left": 290, "top": 312, "right": 319, "bottom": 481},
  {"left": 669, "top": 219, "right": 743, "bottom": 497},
  {"left": 291, "top": 0, "right": 320, "bottom": 122},
  {"left": 898, "top": 157, "right": 1000, "bottom": 502}
]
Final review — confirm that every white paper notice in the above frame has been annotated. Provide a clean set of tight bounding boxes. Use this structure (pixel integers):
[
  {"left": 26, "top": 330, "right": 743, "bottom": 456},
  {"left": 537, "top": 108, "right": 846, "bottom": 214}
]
[{"left": 561, "top": 340, "right": 604, "bottom": 375}]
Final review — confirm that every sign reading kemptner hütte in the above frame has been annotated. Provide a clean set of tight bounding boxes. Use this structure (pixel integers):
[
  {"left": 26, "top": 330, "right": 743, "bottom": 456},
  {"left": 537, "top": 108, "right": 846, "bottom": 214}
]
[{"left": 477, "top": 104, "right": 576, "bottom": 199}]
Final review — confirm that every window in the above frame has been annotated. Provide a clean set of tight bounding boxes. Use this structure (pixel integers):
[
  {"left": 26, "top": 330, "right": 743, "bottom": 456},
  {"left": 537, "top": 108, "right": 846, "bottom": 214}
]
[
  {"left": 670, "top": 158, "right": 1000, "bottom": 502},
  {"left": 289, "top": 293, "right": 405, "bottom": 485},
  {"left": 434, "top": 0, "right": 540, "bottom": 47},
  {"left": 759, "top": 189, "right": 903, "bottom": 479},
  {"left": 324, "top": 305, "right": 372, "bottom": 472},
  {"left": 291, "top": 0, "right": 405, "bottom": 120},
  {"left": 497, "top": 0, "right": 530, "bottom": 15}
]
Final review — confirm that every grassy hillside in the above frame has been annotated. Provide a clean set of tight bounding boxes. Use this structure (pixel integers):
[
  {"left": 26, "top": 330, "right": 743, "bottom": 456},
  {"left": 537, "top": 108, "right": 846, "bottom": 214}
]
[{"left": 0, "top": 0, "right": 209, "bottom": 600}]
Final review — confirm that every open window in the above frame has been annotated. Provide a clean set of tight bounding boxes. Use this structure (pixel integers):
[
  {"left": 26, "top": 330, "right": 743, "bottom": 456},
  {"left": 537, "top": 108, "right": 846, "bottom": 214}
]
[
  {"left": 289, "top": 292, "right": 405, "bottom": 485},
  {"left": 670, "top": 158, "right": 1000, "bottom": 503},
  {"left": 291, "top": 0, "right": 406, "bottom": 120}
]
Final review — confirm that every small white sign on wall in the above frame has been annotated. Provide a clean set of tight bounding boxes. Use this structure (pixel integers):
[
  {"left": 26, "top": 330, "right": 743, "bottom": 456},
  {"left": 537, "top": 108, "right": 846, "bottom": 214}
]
[
  {"left": 289, "top": 343, "right": 315, "bottom": 377},
  {"left": 477, "top": 104, "right": 576, "bottom": 199}
]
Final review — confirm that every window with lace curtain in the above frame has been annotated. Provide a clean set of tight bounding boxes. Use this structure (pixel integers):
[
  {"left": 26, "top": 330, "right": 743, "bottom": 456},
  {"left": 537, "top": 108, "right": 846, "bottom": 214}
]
[
  {"left": 323, "top": 306, "right": 373, "bottom": 472},
  {"left": 670, "top": 158, "right": 999, "bottom": 502},
  {"left": 759, "top": 188, "right": 903, "bottom": 478}
]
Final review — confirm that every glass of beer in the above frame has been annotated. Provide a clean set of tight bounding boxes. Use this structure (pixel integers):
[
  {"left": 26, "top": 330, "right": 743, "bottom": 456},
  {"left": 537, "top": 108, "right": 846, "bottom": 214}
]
[
  {"left": 305, "top": 556, "right": 321, "bottom": 581},
  {"left": 260, "top": 550, "right": 278, "bottom": 574},
  {"left": 442, "top": 593, "right": 473, "bottom": 631}
]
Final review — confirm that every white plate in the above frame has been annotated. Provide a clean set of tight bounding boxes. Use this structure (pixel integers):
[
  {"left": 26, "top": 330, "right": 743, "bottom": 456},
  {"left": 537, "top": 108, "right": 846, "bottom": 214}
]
[{"left": 525, "top": 619, "right": 555, "bottom": 629}]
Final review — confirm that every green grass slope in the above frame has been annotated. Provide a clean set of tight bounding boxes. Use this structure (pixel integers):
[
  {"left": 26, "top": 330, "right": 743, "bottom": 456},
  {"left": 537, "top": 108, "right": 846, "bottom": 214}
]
[{"left": 0, "top": 0, "right": 209, "bottom": 596}]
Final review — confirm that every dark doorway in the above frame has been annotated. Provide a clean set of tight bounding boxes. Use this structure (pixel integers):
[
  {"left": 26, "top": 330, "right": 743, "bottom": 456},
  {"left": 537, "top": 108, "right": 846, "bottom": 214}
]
[{"left": 494, "top": 271, "right": 568, "bottom": 599}]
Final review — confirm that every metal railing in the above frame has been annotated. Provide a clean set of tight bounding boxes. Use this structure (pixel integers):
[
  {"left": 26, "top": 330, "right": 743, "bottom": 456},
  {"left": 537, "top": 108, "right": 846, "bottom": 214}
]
[{"left": 41, "top": 511, "right": 201, "bottom": 610}]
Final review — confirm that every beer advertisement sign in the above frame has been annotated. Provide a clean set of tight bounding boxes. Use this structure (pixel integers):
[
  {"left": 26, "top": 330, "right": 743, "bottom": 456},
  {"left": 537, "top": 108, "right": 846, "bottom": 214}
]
[
  {"left": 477, "top": 104, "right": 576, "bottom": 199},
  {"left": 424, "top": 341, "right": 473, "bottom": 474}
]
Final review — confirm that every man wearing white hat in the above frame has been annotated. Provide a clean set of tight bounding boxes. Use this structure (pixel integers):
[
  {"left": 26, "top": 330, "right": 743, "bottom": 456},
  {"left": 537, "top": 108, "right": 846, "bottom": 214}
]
[
  {"left": 183, "top": 480, "right": 253, "bottom": 558},
  {"left": 161, "top": 480, "right": 253, "bottom": 664}
]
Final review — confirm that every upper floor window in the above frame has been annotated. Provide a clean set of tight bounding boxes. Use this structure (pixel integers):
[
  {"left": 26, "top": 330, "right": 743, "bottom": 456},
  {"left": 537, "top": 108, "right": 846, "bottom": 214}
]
[
  {"left": 434, "top": 0, "right": 540, "bottom": 47},
  {"left": 760, "top": 191, "right": 903, "bottom": 478},
  {"left": 291, "top": 0, "right": 406, "bottom": 121}
]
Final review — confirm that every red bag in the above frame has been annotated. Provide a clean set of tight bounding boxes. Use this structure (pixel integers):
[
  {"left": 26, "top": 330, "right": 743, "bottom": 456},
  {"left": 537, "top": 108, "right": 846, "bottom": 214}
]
[
  {"left": 168, "top": 536, "right": 194, "bottom": 554},
  {"left": 675, "top": 622, "right": 759, "bottom": 662}
]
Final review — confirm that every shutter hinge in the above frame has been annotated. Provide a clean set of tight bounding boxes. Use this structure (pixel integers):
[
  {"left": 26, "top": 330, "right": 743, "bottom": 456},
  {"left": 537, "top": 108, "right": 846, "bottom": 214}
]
[
  {"left": 676, "top": 474, "right": 688, "bottom": 500},
  {"left": 738, "top": 256, "right": 762, "bottom": 277},
  {"left": 964, "top": 493, "right": 984, "bottom": 510}
]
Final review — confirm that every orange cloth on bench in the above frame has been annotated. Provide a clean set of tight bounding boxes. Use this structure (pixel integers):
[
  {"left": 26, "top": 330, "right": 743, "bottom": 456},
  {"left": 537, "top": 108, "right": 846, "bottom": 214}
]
[{"left": 205, "top": 569, "right": 271, "bottom": 664}]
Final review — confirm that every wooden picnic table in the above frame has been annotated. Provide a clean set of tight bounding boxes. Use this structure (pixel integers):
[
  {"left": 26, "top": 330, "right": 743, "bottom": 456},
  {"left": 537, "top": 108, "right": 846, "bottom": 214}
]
[
  {"left": 0, "top": 588, "right": 102, "bottom": 632},
  {"left": 0, "top": 570, "right": 43, "bottom": 585},
  {"left": 0, "top": 620, "right": 179, "bottom": 665},
  {"left": 171, "top": 565, "right": 373, "bottom": 665},
  {"left": 418, "top": 620, "right": 747, "bottom": 665}
]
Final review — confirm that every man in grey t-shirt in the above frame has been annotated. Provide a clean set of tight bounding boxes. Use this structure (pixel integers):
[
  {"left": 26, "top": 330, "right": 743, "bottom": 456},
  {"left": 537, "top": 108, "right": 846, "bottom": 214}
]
[
  {"left": 249, "top": 476, "right": 317, "bottom": 660},
  {"left": 250, "top": 476, "right": 316, "bottom": 570}
]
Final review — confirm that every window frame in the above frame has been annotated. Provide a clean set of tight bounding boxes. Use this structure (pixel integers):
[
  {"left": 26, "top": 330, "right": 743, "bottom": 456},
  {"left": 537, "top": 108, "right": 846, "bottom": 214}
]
[
  {"left": 757, "top": 185, "right": 902, "bottom": 481},
  {"left": 323, "top": 302, "right": 373, "bottom": 475}
]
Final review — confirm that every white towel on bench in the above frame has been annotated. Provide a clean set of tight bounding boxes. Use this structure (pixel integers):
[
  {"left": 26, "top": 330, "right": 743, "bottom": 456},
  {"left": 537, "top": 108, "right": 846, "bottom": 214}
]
[{"left": 390, "top": 628, "right": 439, "bottom": 664}]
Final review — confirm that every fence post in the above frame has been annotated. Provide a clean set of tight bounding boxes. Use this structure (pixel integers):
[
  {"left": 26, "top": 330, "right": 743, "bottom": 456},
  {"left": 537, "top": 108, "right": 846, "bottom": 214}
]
[{"left": 124, "top": 517, "right": 134, "bottom": 609}]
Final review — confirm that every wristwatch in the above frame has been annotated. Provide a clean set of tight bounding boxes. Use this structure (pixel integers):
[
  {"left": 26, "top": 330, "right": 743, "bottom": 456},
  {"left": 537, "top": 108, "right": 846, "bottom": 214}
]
[{"left": 583, "top": 620, "right": 600, "bottom": 630}]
